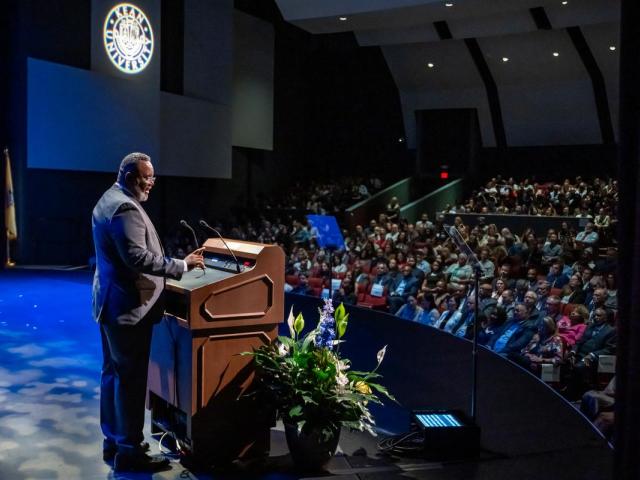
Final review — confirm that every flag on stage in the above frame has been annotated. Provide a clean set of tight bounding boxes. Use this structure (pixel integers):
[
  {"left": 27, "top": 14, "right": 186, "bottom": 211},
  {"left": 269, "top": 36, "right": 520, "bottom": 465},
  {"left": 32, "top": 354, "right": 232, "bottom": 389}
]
[{"left": 4, "top": 148, "right": 17, "bottom": 241}]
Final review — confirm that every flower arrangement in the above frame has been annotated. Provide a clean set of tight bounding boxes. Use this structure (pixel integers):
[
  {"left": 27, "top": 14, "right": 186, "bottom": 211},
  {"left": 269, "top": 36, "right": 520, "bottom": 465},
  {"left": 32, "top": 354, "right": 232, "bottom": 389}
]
[{"left": 246, "top": 300, "right": 394, "bottom": 441}]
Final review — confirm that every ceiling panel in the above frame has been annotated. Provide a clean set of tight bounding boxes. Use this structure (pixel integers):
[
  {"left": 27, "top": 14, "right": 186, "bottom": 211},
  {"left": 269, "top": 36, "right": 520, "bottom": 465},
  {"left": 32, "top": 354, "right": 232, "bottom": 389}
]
[
  {"left": 582, "top": 21, "right": 620, "bottom": 140},
  {"left": 382, "top": 39, "right": 482, "bottom": 90},
  {"left": 448, "top": 10, "right": 536, "bottom": 39},
  {"left": 356, "top": 25, "right": 440, "bottom": 47},
  {"left": 382, "top": 40, "right": 495, "bottom": 147},
  {"left": 479, "top": 29, "right": 588, "bottom": 86},
  {"left": 546, "top": 0, "right": 620, "bottom": 29},
  {"left": 481, "top": 30, "right": 601, "bottom": 145},
  {"left": 500, "top": 80, "right": 601, "bottom": 145},
  {"left": 277, "top": 0, "right": 575, "bottom": 35}
]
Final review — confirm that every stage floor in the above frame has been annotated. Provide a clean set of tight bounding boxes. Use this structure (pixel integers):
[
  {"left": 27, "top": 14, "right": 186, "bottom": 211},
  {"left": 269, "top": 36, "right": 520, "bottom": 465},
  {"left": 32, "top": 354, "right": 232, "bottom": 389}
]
[{"left": 0, "top": 270, "right": 612, "bottom": 479}]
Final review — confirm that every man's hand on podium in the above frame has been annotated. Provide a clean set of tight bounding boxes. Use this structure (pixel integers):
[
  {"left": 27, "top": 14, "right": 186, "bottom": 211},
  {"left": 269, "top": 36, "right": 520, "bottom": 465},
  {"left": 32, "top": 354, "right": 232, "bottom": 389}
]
[{"left": 185, "top": 247, "right": 206, "bottom": 271}]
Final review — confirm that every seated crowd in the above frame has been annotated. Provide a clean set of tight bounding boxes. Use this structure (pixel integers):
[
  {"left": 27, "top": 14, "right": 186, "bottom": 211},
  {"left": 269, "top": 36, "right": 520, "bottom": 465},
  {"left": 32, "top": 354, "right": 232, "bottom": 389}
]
[{"left": 282, "top": 175, "right": 618, "bottom": 435}]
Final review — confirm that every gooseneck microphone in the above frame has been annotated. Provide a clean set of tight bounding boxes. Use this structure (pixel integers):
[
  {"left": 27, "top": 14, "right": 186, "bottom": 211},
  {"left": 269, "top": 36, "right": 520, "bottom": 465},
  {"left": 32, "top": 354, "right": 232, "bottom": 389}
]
[
  {"left": 179, "top": 220, "right": 200, "bottom": 251},
  {"left": 199, "top": 220, "right": 241, "bottom": 273}
]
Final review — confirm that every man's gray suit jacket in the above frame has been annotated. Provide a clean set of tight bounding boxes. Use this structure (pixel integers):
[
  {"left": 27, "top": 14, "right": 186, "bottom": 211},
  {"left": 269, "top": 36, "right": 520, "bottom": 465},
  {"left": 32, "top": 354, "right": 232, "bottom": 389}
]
[{"left": 92, "top": 184, "right": 184, "bottom": 325}]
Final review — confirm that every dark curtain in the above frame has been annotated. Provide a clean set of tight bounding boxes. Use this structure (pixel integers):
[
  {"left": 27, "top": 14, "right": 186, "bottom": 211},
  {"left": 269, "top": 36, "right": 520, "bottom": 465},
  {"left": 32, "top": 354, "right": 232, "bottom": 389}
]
[{"left": 615, "top": 1, "right": 640, "bottom": 478}]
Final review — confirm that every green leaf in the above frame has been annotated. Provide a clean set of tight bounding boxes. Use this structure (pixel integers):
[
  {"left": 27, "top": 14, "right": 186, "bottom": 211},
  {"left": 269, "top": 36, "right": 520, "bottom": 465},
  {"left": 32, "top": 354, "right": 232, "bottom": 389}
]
[
  {"left": 293, "top": 313, "right": 305, "bottom": 336},
  {"left": 368, "top": 382, "right": 397, "bottom": 401},
  {"left": 277, "top": 336, "right": 295, "bottom": 347},
  {"left": 301, "top": 395, "right": 317, "bottom": 405},
  {"left": 335, "top": 303, "right": 346, "bottom": 322},
  {"left": 289, "top": 405, "right": 303, "bottom": 418},
  {"left": 349, "top": 371, "right": 381, "bottom": 378},
  {"left": 301, "top": 327, "right": 319, "bottom": 351},
  {"left": 337, "top": 313, "right": 349, "bottom": 339}
]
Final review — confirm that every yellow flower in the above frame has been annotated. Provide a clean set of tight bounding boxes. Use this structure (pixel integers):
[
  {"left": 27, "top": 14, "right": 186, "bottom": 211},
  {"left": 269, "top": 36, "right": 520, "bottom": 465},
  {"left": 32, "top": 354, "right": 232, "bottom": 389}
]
[{"left": 355, "top": 381, "right": 372, "bottom": 395}]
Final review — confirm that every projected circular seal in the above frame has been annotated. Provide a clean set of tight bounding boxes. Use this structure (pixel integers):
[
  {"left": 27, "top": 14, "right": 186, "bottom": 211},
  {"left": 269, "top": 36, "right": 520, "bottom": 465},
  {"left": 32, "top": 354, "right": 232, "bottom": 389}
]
[{"left": 103, "top": 3, "right": 154, "bottom": 74}]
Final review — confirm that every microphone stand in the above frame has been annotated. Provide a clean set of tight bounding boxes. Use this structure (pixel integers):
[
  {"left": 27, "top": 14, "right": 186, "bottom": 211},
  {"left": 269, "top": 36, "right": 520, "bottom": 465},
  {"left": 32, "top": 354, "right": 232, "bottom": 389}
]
[
  {"left": 180, "top": 220, "right": 200, "bottom": 251},
  {"left": 443, "top": 224, "right": 482, "bottom": 422},
  {"left": 199, "top": 220, "right": 241, "bottom": 273}
]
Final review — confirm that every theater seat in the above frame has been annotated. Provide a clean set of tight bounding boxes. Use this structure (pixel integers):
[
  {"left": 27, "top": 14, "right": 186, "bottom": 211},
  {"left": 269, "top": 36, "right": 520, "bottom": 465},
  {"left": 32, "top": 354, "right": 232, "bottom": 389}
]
[
  {"left": 550, "top": 288, "right": 563, "bottom": 297},
  {"left": 358, "top": 285, "right": 388, "bottom": 310},
  {"left": 356, "top": 283, "right": 368, "bottom": 303},
  {"left": 286, "top": 275, "right": 299, "bottom": 286}
]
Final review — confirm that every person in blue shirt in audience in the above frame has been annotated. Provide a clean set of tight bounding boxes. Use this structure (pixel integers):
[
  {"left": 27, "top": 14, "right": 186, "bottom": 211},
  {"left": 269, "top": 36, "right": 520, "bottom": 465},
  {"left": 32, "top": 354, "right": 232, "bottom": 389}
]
[
  {"left": 290, "top": 273, "right": 314, "bottom": 296},
  {"left": 489, "top": 302, "right": 539, "bottom": 356},
  {"left": 435, "top": 296, "right": 462, "bottom": 332},
  {"left": 575, "top": 222, "right": 599, "bottom": 247},
  {"left": 541, "top": 232, "right": 563, "bottom": 266},
  {"left": 416, "top": 293, "right": 440, "bottom": 326},
  {"left": 388, "top": 265, "right": 419, "bottom": 313},
  {"left": 478, "top": 305, "right": 507, "bottom": 346},
  {"left": 452, "top": 295, "right": 476, "bottom": 338},
  {"left": 395, "top": 295, "right": 424, "bottom": 322},
  {"left": 546, "top": 262, "right": 570, "bottom": 289}
]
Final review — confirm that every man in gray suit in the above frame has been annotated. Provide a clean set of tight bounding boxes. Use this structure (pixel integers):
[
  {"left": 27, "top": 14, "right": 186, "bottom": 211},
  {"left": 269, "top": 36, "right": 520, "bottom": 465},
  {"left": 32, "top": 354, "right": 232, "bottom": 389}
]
[{"left": 92, "top": 152, "right": 204, "bottom": 472}]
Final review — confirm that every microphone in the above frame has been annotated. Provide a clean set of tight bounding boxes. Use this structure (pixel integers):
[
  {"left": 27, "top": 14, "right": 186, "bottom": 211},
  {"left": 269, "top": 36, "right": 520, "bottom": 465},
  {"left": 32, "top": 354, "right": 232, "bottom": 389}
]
[
  {"left": 199, "top": 220, "right": 241, "bottom": 273},
  {"left": 179, "top": 220, "right": 200, "bottom": 251}
]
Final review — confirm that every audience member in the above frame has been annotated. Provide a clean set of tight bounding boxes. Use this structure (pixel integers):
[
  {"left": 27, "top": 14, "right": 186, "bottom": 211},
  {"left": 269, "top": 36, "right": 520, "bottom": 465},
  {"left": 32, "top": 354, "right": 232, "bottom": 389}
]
[
  {"left": 396, "top": 295, "right": 424, "bottom": 322},
  {"left": 388, "top": 265, "right": 419, "bottom": 313},
  {"left": 509, "top": 316, "right": 564, "bottom": 373},
  {"left": 557, "top": 304, "right": 589, "bottom": 347}
]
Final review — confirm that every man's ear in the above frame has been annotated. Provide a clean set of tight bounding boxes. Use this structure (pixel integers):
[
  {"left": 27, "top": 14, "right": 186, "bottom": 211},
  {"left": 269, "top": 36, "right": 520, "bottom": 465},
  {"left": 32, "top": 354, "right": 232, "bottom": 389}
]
[{"left": 124, "top": 170, "right": 135, "bottom": 185}]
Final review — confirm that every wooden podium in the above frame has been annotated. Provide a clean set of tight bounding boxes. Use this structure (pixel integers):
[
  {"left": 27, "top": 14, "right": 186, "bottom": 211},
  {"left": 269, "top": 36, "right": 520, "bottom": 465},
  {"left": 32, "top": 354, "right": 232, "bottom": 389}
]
[{"left": 147, "top": 238, "right": 284, "bottom": 464}]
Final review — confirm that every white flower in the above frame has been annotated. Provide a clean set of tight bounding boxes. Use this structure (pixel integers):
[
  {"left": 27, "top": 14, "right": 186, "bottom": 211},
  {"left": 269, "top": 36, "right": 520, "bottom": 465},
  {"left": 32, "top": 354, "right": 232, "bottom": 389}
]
[
  {"left": 278, "top": 343, "right": 290, "bottom": 357},
  {"left": 286, "top": 306, "right": 295, "bottom": 337},
  {"left": 376, "top": 345, "right": 388, "bottom": 365},
  {"left": 336, "top": 372, "right": 349, "bottom": 393}
]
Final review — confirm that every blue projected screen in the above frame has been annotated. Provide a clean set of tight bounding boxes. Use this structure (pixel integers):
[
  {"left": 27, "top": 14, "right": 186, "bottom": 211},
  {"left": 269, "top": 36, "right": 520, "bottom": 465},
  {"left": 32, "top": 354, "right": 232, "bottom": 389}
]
[
  {"left": 415, "top": 413, "right": 463, "bottom": 428},
  {"left": 306, "top": 215, "right": 345, "bottom": 250}
]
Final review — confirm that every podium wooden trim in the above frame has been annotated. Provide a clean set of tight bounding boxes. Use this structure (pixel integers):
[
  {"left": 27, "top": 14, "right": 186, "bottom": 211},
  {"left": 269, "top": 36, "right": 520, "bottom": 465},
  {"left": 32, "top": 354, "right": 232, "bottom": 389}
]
[{"left": 148, "top": 239, "right": 284, "bottom": 465}]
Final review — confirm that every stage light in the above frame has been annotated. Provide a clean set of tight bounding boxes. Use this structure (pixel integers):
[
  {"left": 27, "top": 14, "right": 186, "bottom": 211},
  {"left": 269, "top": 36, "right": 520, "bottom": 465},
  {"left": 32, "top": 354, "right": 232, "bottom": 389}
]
[
  {"left": 440, "top": 171, "right": 449, "bottom": 179},
  {"left": 609, "top": 46, "right": 616, "bottom": 51},
  {"left": 502, "top": 57, "right": 509, "bottom": 62},
  {"left": 427, "top": 62, "right": 435, "bottom": 68},
  {"left": 339, "top": 16, "right": 348, "bottom": 21},
  {"left": 103, "top": 3, "right": 154, "bottom": 74},
  {"left": 562, "top": 1, "right": 568, "bottom": 5},
  {"left": 445, "top": 2, "right": 454, "bottom": 7},
  {"left": 553, "top": 52, "right": 559, "bottom": 57}
]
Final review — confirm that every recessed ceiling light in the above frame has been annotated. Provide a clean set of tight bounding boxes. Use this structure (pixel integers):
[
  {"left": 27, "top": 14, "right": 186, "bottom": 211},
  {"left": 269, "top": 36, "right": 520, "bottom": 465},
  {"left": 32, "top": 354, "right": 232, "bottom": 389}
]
[
  {"left": 553, "top": 52, "right": 560, "bottom": 57},
  {"left": 339, "top": 16, "right": 347, "bottom": 21},
  {"left": 609, "top": 45, "right": 616, "bottom": 51},
  {"left": 561, "top": 1, "right": 568, "bottom": 5},
  {"left": 502, "top": 57, "right": 509, "bottom": 62},
  {"left": 445, "top": 2, "right": 454, "bottom": 7},
  {"left": 427, "top": 62, "right": 435, "bottom": 68}
]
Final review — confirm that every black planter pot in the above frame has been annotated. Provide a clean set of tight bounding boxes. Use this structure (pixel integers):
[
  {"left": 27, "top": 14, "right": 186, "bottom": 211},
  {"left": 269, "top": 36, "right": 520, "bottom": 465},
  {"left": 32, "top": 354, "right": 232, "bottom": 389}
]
[{"left": 284, "top": 423, "right": 341, "bottom": 471}]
